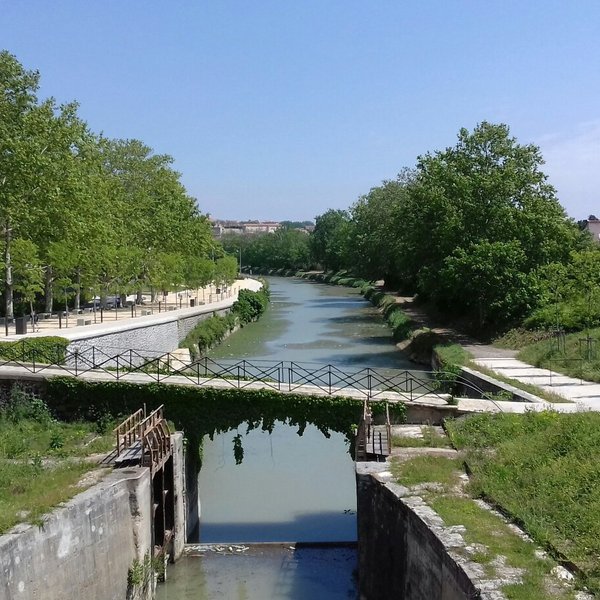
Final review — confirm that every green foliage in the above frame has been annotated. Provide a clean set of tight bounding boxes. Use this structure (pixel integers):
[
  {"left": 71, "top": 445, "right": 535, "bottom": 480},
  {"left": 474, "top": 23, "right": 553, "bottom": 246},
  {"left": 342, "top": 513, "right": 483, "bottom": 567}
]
[
  {"left": 180, "top": 313, "right": 237, "bottom": 357},
  {"left": 1, "top": 385, "right": 53, "bottom": 425},
  {"left": 43, "top": 377, "right": 407, "bottom": 459},
  {"left": 306, "top": 122, "right": 586, "bottom": 331},
  {"left": 0, "top": 51, "right": 216, "bottom": 318},
  {"left": 225, "top": 229, "right": 312, "bottom": 272},
  {"left": 386, "top": 307, "right": 413, "bottom": 342},
  {"left": 517, "top": 326, "right": 600, "bottom": 383},
  {"left": 232, "top": 287, "right": 269, "bottom": 323},
  {"left": 446, "top": 411, "right": 600, "bottom": 592},
  {"left": 0, "top": 336, "right": 69, "bottom": 364},
  {"left": 181, "top": 288, "right": 270, "bottom": 358},
  {"left": 310, "top": 209, "right": 351, "bottom": 271}
]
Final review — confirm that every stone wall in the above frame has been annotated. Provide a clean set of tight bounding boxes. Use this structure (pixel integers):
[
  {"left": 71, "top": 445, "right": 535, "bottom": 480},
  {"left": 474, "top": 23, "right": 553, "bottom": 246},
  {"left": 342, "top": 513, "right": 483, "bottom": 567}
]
[
  {"left": 357, "top": 463, "right": 484, "bottom": 600},
  {"left": 0, "top": 435, "right": 187, "bottom": 600},
  {"left": 0, "top": 469, "right": 153, "bottom": 600},
  {"left": 66, "top": 308, "right": 229, "bottom": 368}
]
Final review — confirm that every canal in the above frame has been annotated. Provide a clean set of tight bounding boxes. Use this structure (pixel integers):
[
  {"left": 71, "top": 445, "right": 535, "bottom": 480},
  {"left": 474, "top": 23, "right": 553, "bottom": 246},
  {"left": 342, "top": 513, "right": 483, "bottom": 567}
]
[{"left": 157, "top": 277, "right": 419, "bottom": 600}]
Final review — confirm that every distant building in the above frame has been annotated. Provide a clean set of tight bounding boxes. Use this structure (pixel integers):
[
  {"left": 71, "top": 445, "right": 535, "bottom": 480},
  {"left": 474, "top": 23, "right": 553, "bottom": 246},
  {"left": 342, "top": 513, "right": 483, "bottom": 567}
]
[
  {"left": 584, "top": 215, "right": 600, "bottom": 242},
  {"left": 211, "top": 220, "right": 281, "bottom": 238}
]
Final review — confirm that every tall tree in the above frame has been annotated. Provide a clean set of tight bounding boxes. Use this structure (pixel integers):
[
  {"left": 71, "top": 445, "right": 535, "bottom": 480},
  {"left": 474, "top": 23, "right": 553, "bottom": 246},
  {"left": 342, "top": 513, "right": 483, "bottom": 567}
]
[
  {"left": 310, "top": 209, "right": 350, "bottom": 271},
  {"left": 402, "top": 122, "right": 582, "bottom": 324}
]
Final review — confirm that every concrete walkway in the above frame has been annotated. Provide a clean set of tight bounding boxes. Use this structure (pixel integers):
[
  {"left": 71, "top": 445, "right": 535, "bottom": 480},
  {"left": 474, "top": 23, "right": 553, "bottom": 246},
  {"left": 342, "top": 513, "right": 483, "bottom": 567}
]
[{"left": 470, "top": 357, "right": 600, "bottom": 410}]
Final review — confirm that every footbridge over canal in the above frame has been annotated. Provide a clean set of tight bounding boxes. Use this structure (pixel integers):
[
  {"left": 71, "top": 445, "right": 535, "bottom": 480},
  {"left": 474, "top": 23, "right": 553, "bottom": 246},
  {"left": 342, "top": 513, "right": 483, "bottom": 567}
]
[{"left": 0, "top": 344, "right": 487, "bottom": 407}]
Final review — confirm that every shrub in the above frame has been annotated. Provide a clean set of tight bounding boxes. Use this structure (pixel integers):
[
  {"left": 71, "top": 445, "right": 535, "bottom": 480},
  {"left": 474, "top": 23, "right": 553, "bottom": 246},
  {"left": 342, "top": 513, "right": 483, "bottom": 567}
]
[
  {"left": 1, "top": 385, "right": 53, "bottom": 425},
  {"left": 387, "top": 307, "right": 413, "bottom": 341},
  {"left": 181, "top": 287, "right": 270, "bottom": 358},
  {"left": 0, "top": 337, "right": 69, "bottom": 365}
]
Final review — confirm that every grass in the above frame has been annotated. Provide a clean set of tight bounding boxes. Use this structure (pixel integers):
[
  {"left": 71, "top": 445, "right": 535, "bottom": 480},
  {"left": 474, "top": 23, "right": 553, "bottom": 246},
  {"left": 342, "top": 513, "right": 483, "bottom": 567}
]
[
  {"left": 494, "top": 328, "right": 555, "bottom": 350},
  {"left": 391, "top": 434, "right": 579, "bottom": 598},
  {"left": 0, "top": 461, "right": 101, "bottom": 533},
  {"left": 517, "top": 326, "right": 600, "bottom": 383},
  {"left": 391, "top": 455, "right": 462, "bottom": 487},
  {"left": 434, "top": 343, "right": 470, "bottom": 369},
  {"left": 431, "top": 496, "right": 575, "bottom": 600},
  {"left": 447, "top": 411, "right": 600, "bottom": 595},
  {"left": 0, "top": 419, "right": 114, "bottom": 459},
  {"left": 0, "top": 386, "right": 115, "bottom": 533}
]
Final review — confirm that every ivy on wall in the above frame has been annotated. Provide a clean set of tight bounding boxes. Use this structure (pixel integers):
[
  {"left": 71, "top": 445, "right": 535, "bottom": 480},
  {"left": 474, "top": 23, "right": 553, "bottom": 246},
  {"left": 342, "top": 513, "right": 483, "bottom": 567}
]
[{"left": 44, "top": 377, "right": 406, "bottom": 462}]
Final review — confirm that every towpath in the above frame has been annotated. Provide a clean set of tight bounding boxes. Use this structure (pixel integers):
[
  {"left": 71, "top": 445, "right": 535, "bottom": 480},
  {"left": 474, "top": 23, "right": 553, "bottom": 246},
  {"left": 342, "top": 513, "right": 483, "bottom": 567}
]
[{"left": 393, "top": 295, "right": 600, "bottom": 407}]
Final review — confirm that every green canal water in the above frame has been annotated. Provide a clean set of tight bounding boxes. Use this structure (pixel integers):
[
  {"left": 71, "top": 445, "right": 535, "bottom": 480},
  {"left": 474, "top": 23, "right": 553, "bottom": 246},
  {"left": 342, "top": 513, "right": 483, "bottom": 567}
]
[{"left": 157, "top": 277, "right": 418, "bottom": 600}]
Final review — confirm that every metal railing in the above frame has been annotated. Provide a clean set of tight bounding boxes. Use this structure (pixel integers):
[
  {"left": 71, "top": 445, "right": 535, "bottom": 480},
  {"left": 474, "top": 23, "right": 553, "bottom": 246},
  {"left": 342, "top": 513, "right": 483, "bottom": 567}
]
[{"left": 0, "top": 343, "right": 487, "bottom": 401}]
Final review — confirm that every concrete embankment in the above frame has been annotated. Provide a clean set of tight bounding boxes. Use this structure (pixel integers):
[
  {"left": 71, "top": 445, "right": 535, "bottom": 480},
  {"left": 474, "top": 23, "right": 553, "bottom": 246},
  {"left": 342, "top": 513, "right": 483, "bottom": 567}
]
[
  {"left": 0, "top": 434, "right": 186, "bottom": 600},
  {"left": 357, "top": 462, "right": 502, "bottom": 600}
]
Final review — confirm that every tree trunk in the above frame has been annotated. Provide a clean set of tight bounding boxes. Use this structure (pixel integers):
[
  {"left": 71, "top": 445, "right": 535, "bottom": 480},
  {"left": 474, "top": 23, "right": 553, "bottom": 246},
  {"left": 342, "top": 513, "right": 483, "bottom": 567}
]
[
  {"left": 44, "top": 266, "right": 54, "bottom": 313},
  {"left": 4, "top": 222, "right": 13, "bottom": 320},
  {"left": 29, "top": 299, "right": 35, "bottom": 331},
  {"left": 74, "top": 269, "right": 81, "bottom": 311}
]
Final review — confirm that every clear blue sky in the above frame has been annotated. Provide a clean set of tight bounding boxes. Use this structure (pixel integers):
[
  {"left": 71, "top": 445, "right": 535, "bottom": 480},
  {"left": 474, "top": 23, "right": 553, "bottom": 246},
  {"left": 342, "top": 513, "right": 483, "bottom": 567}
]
[{"left": 2, "top": 1, "right": 599, "bottom": 221}]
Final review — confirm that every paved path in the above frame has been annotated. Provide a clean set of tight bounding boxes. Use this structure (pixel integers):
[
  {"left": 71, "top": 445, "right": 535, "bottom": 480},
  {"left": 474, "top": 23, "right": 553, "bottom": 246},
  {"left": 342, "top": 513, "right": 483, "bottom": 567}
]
[
  {"left": 393, "top": 294, "right": 600, "bottom": 408},
  {"left": 470, "top": 357, "right": 600, "bottom": 409},
  {"left": 1, "top": 278, "right": 262, "bottom": 343}
]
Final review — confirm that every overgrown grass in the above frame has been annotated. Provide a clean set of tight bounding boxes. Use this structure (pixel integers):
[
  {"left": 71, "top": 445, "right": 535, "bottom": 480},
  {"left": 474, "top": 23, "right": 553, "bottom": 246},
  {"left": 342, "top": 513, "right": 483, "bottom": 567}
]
[
  {"left": 434, "top": 344, "right": 470, "bottom": 370},
  {"left": 517, "top": 326, "right": 600, "bottom": 383},
  {"left": 0, "top": 385, "right": 115, "bottom": 533},
  {"left": 391, "top": 455, "right": 462, "bottom": 487},
  {"left": 494, "top": 327, "right": 555, "bottom": 350},
  {"left": 431, "top": 496, "right": 575, "bottom": 600},
  {"left": 0, "top": 460, "right": 98, "bottom": 533},
  {"left": 447, "top": 411, "right": 600, "bottom": 594}
]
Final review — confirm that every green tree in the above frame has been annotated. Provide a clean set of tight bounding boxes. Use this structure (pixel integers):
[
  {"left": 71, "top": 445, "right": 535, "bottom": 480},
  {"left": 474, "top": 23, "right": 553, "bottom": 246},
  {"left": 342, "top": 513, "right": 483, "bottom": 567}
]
[
  {"left": 403, "top": 122, "right": 582, "bottom": 325},
  {"left": 310, "top": 209, "right": 350, "bottom": 271},
  {"left": 11, "top": 238, "right": 43, "bottom": 322}
]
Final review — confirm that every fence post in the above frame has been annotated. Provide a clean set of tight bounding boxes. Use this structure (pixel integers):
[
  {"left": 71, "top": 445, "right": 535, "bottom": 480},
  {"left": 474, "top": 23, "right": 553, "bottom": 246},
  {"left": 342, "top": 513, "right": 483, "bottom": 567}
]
[
  {"left": 32, "top": 348, "right": 36, "bottom": 372},
  {"left": 115, "top": 354, "right": 119, "bottom": 380},
  {"left": 92, "top": 346, "right": 96, "bottom": 369},
  {"left": 289, "top": 363, "right": 293, "bottom": 392},
  {"left": 130, "top": 349, "right": 133, "bottom": 370},
  {"left": 74, "top": 350, "right": 78, "bottom": 377},
  {"left": 328, "top": 365, "right": 332, "bottom": 395}
]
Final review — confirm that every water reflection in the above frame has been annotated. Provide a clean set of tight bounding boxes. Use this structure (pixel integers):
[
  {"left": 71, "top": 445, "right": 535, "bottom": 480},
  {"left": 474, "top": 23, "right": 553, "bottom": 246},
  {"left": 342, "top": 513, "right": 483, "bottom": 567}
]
[{"left": 198, "top": 422, "right": 357, "bottom": 544}]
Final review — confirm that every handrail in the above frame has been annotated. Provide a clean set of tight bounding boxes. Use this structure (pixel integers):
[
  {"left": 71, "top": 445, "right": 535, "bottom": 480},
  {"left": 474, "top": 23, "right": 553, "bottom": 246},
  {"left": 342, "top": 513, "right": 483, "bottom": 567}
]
[
  {"left": 0, "top": 344, "right": 490, "bottom": 402},
  {"left": 114, "top": 408, "right": 144, "bottom": 456}
]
